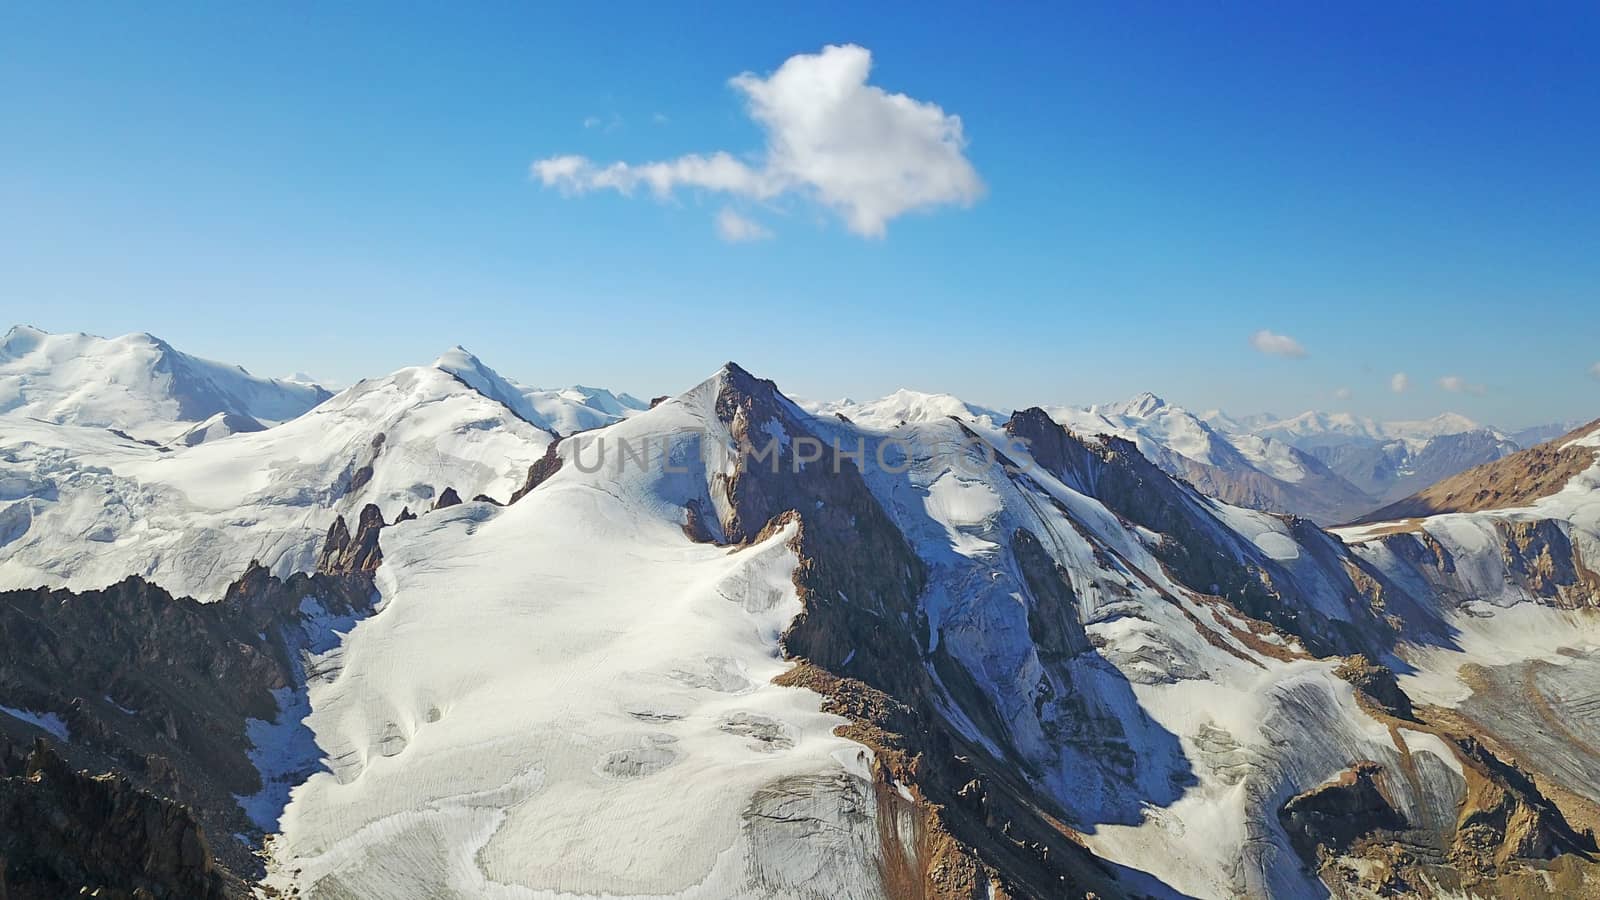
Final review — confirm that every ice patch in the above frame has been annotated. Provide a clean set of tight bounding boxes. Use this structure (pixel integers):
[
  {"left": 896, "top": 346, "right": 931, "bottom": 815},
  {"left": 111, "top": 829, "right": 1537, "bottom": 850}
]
[{"left": 0, "top": 704, "right": 69, "bottom": 741}]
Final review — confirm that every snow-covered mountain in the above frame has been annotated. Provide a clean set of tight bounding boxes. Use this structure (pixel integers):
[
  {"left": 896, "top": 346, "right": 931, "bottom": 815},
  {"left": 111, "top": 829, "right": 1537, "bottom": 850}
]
[
  {"left": 0, "top": 354, "right": 555, "bottom": 599},
  {"left": 1211, "top": 411, "right": 1525, "bottom": 511},
  {"left": 3, "top": 349, "right": 1598, "bottom": 899},
  {"left": 0, "top": 326, "right": 332, "bottom": 442},
  {"left": 802, "top": 388, "right": 1004, "bottom": 428}
]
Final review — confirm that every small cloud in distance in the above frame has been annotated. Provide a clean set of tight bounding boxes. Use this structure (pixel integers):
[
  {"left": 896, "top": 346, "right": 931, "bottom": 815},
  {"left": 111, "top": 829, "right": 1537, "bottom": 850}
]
[
  {"left": 715, "top": 208, "right": 772, "bottom": 243},
  {"left": 1390, "top": 372, "right": 1410, "bottom": 393},
  {"left": 1249, "top": 330, "right": 1307, "bottom": 359},
  {"left": 1590, "top": 361, "right": 1600, "bottom": 380},
  {"left": 1333, "top": 386, "right": 1352, "bottom": 401},
  {"left": 1438, "top": 375, "right": 1487, "bottom": 396}
]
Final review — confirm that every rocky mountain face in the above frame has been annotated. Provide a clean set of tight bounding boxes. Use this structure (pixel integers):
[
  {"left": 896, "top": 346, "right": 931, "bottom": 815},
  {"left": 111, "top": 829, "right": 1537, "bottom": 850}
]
[
  {"left": 2, "top": 343, "right": 1597, "bottom": 899},
  {"left": 0, "top": 736, "right": 240, "bottom": 899},
  {"left": 0, "top": 518, "right": 382, "bottom": 893}
]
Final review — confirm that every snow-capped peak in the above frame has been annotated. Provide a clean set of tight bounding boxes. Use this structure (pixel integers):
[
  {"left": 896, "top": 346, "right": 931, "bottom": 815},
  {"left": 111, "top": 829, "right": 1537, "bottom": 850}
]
[
  {"left": 431, "top": 345, "right": 548, "bottom": 429},
  {"left": 0, "top": 326, "right": 331, "bottom": 441},
  {"left": 1101, "top": 390, "right": 1167, "bottom": 419},
  {"left": 0, "top": 323, "right": 48, "bottom": 359},
  {"left": 432, "top": 345, "right": 646, "bottom": 436}
]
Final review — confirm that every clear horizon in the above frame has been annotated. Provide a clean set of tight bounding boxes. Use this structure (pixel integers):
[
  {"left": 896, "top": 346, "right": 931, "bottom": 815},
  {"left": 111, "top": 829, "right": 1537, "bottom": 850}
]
[{"left": 3, "top": 3, "right": 1596, "bottom": 429}]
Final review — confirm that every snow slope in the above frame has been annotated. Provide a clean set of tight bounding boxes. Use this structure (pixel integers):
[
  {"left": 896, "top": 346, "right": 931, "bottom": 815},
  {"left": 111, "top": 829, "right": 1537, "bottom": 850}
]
[{"left": 0, "top": 325, "right": 331, "bottom": 442}]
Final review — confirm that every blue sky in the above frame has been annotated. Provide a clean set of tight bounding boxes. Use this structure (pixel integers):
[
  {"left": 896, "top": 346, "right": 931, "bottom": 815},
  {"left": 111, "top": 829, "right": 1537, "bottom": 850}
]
[{"left": 2, "top": 2, "right": 1596, "bottom": 427}]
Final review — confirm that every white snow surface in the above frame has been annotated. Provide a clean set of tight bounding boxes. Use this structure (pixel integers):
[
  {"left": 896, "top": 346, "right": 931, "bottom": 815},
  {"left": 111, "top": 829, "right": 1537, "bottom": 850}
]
[
  {"left": 1238, "top": 410, "right": 1493, "bottom": 446},
  {"left": 801, "top": 388, "right": 1003, "bottom": 429}
]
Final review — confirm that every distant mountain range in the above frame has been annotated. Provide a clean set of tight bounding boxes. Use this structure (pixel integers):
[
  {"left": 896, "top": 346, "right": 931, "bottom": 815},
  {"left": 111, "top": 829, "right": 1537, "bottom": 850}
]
[
  {"left": 3, "top": 325, "right": 1598, "bottom": 899},
  {"left": 1043, "top": 394, "right": 1572, "bottom": 525},
  {"left": 812, "top": 387, "right": 1571, "bottom": 525}
]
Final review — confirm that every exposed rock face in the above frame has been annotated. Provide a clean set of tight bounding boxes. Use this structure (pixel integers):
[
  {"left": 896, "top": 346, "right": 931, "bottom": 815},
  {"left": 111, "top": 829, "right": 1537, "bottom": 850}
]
[
  {"left": 315, "top": 503, "right": 386, "bottom": 574},
  {"left": 1334, "top": 655, "right": 1415, "bottom": 720},
  {"left": 1276, "top": 685, "right": 1600, "bottom": 896},
  {"left": 1369, "top": 517, "right": 1600, "bottom": 610},
  {"left": 510, "top": 438, "right": 564, "bottom": 504},
  {"left": 432, "top": 486, "right": 462, "bottom": 510},
  {"left": 1450, "top": 736, "right": 1598, "bottom": 870},
  {"left": 1358, "top": 418, "right": 1600, "bottom": 522},
  {"left": 713, "top": 365, "right": 927, "bottom": 691},
  {"left": 0, "top": 737, "right": 240, "bottom": 899},
  {"left": 1279, "top": 761, "right": 1407, "bottom": 864},
  {"left": 1497, "top": 519, "right": 1599, "bottom": 604},
  {"left": 1011, "top": 528, "right": 1092, "bottom": 661}
]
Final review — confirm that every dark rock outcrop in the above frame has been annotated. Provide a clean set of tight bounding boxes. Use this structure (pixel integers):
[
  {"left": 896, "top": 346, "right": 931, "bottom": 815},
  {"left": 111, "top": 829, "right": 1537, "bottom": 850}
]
[
  {"left": 0, "top": 738, "right": 240, "bottom": 899},
  {"left": 316, "top": 503, "right": 386, "bottom": 574},
  {"left": 1279, "top": 761, "right": 1408, "bottom": 864},
  {"left": 510, "top": 439, "right": 564, "bottom": 504},
  {"left": 433, "top": 486, "right": 463, "bottom": 510},
  {"left": 1334, "top": 655, "right": 1415, "bottom": 720},
  {"left": 1451, "top": 736, "right": 1598, "bottom": 869},
  {"left": 1011, "top": 528, "right": 1092, "bottom": 661}
]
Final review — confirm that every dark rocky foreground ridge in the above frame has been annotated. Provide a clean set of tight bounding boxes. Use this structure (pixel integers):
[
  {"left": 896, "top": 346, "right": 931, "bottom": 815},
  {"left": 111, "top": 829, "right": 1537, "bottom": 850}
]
[{"left": 0, "top": 509, "right": 388, "bottom": 896}]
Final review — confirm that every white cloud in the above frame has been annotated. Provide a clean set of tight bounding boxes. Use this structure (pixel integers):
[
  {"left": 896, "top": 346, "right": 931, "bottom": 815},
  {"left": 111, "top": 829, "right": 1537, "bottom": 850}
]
[
  {"left": 1248, "top": 329, "right": 1307, "bottom": 359},
  {"left": 582, "top": 116, "right": 602, "bottom": 129},
  {"left": 1390, "top": 372, "right": 1409, "bottom": 393},
  {"left": 652, "top": 112, "right": 670, "bottom": 126},
  {"left": 532, "top": 44, "right": 983, "bottom": 238},
  {"left": 1438, "top": 375, "right": 1486, "bottom": 396},
  {"left": 715, "top": 208, "right": 772, "bottom": 242},
  {"left": 1333, "top": 386, "right": 1352, "bottom": 401},
  {"left": 1590, "top": 361, "right": 1600, "bottom": 380}
]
